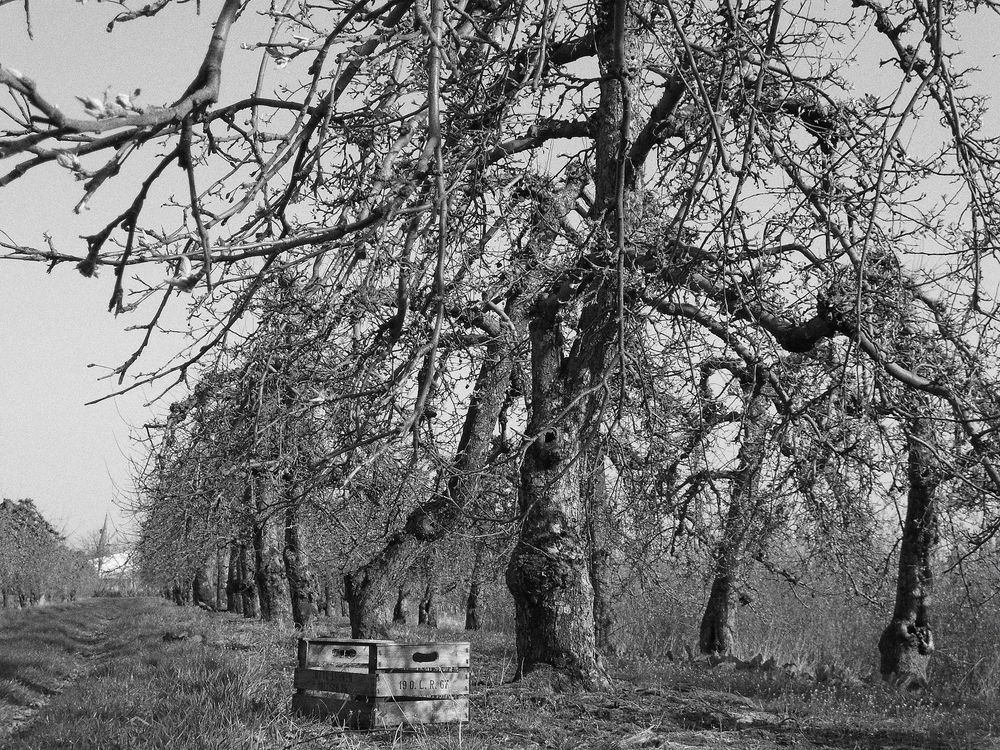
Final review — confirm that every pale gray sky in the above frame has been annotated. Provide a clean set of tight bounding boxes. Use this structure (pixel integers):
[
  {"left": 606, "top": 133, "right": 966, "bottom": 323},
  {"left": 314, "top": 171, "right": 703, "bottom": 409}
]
[{"left": 0, "top": 1, "right": 268, "bottom": 541}]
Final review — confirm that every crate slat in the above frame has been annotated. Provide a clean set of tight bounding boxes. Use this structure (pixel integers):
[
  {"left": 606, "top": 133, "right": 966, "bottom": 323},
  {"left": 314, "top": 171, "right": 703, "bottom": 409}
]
[
  {"left": 374, "top": 697, "right": 470, "bottom": 726},
  {"left": 292, "top": 693, "right": 469, "bottom": 728},
  {"left": 299, "top": 640, "right": 373, "bottom": 671},
  {"left": 378, "top": 670, "right": 469, "bottom": 697},
  {"left": 294, "top": 667, "right": 469, "bottom": 698},
  {"left": 294, "top": 667, "right": 375, "bottom": 694},
  {"left": 375, "top": 643, "right": 470, "bottom": 670}
]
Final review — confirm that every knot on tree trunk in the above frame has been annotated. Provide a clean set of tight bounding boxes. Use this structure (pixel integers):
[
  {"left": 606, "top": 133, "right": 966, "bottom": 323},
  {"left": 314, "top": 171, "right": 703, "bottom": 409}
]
[{"left": 531, "top": 428, "right": 567, "bottom": 468}]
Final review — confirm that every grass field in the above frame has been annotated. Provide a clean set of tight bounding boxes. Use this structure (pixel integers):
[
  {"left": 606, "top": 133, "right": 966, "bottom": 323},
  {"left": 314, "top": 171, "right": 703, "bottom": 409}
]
[{"left": 0, "top": 597, "right": 996, "bottom": 749}]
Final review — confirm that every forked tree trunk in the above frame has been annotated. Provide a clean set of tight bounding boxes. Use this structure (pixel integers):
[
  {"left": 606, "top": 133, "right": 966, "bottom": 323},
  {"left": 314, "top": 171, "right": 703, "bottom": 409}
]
[
  {"left": 878, "top": 417, "right": 940, "bottom": 686},
  {"left": 283, "top": 501, "right": 317, "bottom": 630},
  {"left": 699, "top": 382, "right": 771, "bottom": 655},
  {"left": 504, "top": 0, "right": 640, "bottom": 688},
  {"left": 506, "top": 293, "right": 613, "bottom": 689},
  {"left": 583, "top": 444, "right": 617, "bottom": 656},
  {"left": 344, "top": 316, "right": 520, "bottom": 637}
]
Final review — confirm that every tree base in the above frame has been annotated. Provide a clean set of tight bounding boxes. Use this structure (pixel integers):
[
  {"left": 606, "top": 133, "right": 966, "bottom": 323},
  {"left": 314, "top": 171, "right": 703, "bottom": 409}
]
[{"left": 878, "top": 619, "right": 933, "bottom": 689}]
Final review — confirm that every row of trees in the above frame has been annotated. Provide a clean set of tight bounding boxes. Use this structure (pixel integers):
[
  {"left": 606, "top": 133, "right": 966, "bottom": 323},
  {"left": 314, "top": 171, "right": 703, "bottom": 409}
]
[
  {"left": 4, "top": 0, "right": 1000, "bottom": 690},
  {"left": 0, "top": 498, "right": 98, "bottom": 607}
]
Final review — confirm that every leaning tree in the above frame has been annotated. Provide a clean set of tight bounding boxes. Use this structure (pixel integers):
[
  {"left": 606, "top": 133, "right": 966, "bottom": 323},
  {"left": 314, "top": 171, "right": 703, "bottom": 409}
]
[{"left": 4, "top": 0, "right": 1000, "bottom": 686}]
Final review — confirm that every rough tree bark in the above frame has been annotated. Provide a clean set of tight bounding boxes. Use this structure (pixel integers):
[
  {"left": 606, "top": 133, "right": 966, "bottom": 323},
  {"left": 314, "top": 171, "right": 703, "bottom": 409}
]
[
  {"left": 505, "top": 292, "right": 615, "bottom": 688},
  {"left": 253, "top": 480, "right": 290, "bottom": 625},
  {"left": 878, "top": 417, "right": 941, "bottom": 686},
  {"left": 215, "top": 546, "right": 228, "bottom": 610},
  {"left": 699, "top": 380, "right": 771, "bottom": 655},
  {"left": 171, "top": 577, "right": 192, "bottom": 606},
  {"left": 339, "top": 578, "right": 350, "bottom": 618},
  {"left": 583, "top": 443, "right": 617, "bottom": 656},
  {"left": 238, "top": 540, "right": 260, "bottom": 618},
  {"left": 283, "top": 499, "right": 317, "bottom": 629}
]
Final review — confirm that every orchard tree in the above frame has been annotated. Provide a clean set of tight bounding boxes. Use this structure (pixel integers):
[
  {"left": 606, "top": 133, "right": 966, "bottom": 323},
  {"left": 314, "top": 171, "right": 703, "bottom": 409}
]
[{"left": 5, "top": 0, "right": 1000, "bottom": 687}]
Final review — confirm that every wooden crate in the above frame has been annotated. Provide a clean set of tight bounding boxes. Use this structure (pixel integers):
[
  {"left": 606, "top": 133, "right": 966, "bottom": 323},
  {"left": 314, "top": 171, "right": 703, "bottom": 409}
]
[{"left": 291, "top": 638, "right": 470, "bottom": 728}]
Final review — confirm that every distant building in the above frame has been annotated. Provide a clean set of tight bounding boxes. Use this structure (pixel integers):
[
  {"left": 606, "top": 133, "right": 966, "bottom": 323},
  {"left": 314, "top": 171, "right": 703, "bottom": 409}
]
[{"left": 90, "top": 548, "right": 139, "bottom": 595}]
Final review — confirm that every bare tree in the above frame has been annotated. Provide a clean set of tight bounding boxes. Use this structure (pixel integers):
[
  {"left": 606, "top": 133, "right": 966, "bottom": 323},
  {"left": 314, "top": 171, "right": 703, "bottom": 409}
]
[{"left": 6, "top": 0, "right": 1000, "bottom": 687}]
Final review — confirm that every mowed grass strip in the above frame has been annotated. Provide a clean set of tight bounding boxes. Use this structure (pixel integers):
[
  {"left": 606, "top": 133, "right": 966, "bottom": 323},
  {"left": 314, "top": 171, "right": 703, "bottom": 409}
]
[
  {"left": 3, "top": 598, "right": 299, "bottom": 750},
  {"left": 0, "top": 601, "right": 104, "bottom": 735}
]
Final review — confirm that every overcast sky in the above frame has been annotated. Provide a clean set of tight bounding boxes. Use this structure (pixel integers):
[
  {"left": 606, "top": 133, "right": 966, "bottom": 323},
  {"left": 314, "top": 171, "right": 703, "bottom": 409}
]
[
  {"left": 0, "top": 2, "right": 269, "bottom": 542},
  {"left": 1, "top": 1, "right": 999, "bottom": 544}
]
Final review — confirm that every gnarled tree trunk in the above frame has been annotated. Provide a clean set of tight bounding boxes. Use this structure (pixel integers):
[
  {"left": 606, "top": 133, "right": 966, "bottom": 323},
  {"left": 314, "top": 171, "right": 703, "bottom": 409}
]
[
  {"left": 506, "top": 292, "right": 614, "bottom": 689},
  {"left": 343, "top": 569, "right": 392, "bottom": 637},
  {"left": 878, "top": 417, "right": 940, "bottom": 687},
  {"left": 504, "top": 0, "right": 643, "bottom": 688},
  {"left": 254, "top": 491, "right": 290, "bottom": 626}
]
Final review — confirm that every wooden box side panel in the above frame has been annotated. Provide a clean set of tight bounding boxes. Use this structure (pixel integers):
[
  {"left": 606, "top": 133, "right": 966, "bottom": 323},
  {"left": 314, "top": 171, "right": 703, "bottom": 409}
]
[
  {"left": 292, "top": 694, "right": 470, "bottom": 728},
  {"left": 376, "top": 670, "right": 470, "bottom": 698},
  {"left": 374, "top": 643, "right": 470, "bottom": 670},
  {"left": 294, "top": 667, "right": 469, "bottom": 698},
  {"left": 294, "top": 667, "right": 376, "bottom": 694}
]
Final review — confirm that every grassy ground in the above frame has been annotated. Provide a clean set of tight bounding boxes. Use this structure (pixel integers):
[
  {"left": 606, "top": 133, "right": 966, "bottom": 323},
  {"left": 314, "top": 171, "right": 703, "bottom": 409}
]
[{"left": 0, "top": 597, "right": 997, "bottom": 749}]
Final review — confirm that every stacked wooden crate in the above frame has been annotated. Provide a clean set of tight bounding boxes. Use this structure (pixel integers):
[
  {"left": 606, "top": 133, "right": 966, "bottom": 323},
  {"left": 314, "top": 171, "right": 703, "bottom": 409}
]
[{"left": 292, "top": 638, "right": 470, "bottom": 728}]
